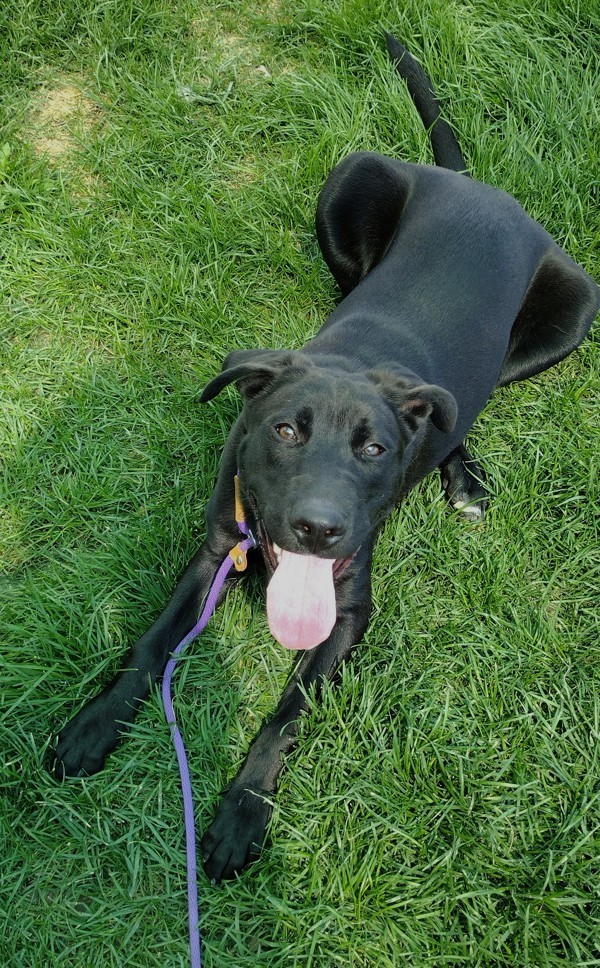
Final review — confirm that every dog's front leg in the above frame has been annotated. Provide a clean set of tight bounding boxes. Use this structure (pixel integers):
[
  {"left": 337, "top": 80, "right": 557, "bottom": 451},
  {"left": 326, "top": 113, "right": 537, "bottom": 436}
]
[
  {"left": 201, "top": 548, "right": 372, "bottom": 883},
  {"left": 53, "top": 423, "right": 248, "bottom": 779}
]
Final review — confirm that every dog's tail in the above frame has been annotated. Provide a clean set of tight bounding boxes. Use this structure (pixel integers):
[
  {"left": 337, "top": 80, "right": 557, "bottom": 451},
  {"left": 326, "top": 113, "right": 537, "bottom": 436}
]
[{"left": 385, "top": 32, "right": 467, "bottom": 174}]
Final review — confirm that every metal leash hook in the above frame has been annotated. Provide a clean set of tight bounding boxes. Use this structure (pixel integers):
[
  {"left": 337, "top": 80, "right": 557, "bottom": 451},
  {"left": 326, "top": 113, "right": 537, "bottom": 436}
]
[{"left": 161, "top": 474, "right": 256, "bottom": 967}]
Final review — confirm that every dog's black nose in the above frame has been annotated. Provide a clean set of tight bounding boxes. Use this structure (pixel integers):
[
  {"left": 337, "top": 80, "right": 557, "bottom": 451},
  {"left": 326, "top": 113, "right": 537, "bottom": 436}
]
[{"left": 290, "top": 499, "right": 347, "bottom": 553}]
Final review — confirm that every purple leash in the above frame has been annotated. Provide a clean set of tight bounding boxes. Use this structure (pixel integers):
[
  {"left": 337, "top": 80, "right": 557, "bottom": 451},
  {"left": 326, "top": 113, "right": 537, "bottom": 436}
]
[{"left": 161, "top": 475, "right": 255, "bottom": 968}]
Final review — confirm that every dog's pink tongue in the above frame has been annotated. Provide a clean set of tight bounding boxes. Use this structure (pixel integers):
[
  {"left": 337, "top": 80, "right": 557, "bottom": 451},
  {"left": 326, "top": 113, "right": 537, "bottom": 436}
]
[{"left": 267, "top": 549, "right": 336, "bottom": 650}]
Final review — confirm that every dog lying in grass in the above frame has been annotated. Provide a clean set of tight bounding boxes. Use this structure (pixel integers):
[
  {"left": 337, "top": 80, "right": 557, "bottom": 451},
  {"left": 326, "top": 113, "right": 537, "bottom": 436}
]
[{"left": 54, "top": 33, "right": 599, "bottom": 883}]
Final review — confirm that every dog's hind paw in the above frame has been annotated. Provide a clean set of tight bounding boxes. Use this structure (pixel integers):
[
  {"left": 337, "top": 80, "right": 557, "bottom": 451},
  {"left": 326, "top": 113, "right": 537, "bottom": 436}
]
[
  {"left": 450, "top": 496, "right": 485, "bottom": 523},
  {"left": 440, "top": 444, "right": 487, "bottom": 523}
]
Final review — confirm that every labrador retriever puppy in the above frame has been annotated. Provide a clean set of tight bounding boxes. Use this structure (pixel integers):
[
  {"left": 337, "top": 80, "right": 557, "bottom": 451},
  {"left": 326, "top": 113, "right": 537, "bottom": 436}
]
[{"left": 53, "top": 34, "right": 599, "bottom": 883}]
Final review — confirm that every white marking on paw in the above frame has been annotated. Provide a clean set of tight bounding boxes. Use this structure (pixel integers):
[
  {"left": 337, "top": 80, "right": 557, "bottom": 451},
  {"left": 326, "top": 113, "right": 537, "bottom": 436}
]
[{"left": 452, "top": 500, "right": 484, "bottom": 520}]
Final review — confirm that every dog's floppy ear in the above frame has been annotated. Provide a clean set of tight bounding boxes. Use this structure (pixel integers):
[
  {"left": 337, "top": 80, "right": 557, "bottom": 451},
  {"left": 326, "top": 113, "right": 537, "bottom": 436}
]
[
  {"left": 200, "top": 349, "right": 312, "bottom": 403},
  {"left": 370, "top": 371, "right": 458, "bottom": 433},
  {"left": 399, "top": 383, "right": 458, "bottom": 432}
]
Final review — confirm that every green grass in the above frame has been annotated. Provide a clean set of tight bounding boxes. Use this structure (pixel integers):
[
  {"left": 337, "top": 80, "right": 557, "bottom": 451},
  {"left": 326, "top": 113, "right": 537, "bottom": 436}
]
[{"left": 1, "top": 0, "right": 599, "bottom": 965}]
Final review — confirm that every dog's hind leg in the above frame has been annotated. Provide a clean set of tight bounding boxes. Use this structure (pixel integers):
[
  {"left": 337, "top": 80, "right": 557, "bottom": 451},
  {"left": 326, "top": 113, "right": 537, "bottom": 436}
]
[
  {"left": 440, "top": 443, "right": 487, "bottom": 522},
  {"left": 497, "top": 247, "right": 599, "bottom": 387},
  {"left": 316, "top": 152, "right": 413, "bottom": 296}
]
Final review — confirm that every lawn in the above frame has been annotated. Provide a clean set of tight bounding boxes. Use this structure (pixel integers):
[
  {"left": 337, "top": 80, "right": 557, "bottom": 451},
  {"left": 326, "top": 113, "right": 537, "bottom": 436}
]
[{"left": 1, "top": 0, "right": 598, "bottom": 965}]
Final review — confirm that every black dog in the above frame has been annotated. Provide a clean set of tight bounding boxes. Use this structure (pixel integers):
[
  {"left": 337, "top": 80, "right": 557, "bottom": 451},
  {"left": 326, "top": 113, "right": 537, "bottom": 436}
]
[{"left": 54, "top": 35, "right": 599, "bottom": 883}]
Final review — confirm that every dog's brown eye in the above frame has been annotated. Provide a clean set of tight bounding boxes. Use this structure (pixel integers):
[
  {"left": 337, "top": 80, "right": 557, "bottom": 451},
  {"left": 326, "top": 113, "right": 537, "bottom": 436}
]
[
  {"left": 363, "top": 442, "right": 385, "bottom": 457},
  {"left": 275, "top": 423, "right": 297, "bottom": 441}
]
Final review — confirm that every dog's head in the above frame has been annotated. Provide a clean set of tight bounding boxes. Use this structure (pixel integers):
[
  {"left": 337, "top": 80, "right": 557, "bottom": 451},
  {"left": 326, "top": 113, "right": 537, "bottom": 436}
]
[{"left": 201, "top": 349, "right": 456, "bottom": 650}]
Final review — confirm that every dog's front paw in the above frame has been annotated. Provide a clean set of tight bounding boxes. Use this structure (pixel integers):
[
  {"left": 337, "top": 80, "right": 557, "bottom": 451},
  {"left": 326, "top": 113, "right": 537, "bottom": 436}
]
[
  {"left": 53, "top": 693, "right": 132, "bottom": 779},
  {"left": 201, "top": 785, "right": 273, "bottom": 883}
]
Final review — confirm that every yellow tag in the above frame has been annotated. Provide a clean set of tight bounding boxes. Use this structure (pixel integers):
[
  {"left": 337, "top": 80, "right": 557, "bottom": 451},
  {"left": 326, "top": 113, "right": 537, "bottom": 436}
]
[{"left": 229, "top": 542, "right": 248, "bottom": 572}]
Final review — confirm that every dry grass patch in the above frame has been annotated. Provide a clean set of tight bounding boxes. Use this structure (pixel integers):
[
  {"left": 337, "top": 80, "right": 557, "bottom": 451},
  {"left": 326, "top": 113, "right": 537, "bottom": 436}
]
[{"left": 27, "top": 78, "right": 101, "bottom": 184}]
